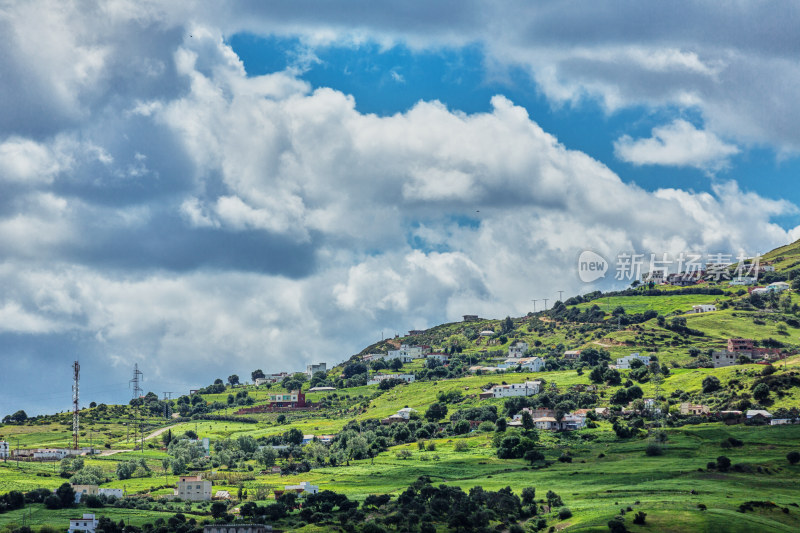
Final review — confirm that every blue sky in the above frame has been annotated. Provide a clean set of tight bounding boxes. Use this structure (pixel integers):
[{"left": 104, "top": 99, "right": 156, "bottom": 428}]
[{"left": 1, "top": 1, "right": 799, "bottom": 415}]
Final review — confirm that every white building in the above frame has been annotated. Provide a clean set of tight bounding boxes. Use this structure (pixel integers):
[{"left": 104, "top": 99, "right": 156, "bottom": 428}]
[
  {"left": 730, "top": 277, "right": 757, "bottom": 286},
  {"left": 559, "top": 413, "right": 587, "bottom": 431},
  {"left": 486, "top": 381, "right": 541, "bottom": 398},
  {"left": 387, "top": 344, "right": 425, "bottom": 361},
  {"left": 98, "top": 488, "right": 123, "bottom": 498},
  {"left": 691, "top": 304, "right": 716, "bottom": 313},
  {"left": 500, "top": 357, "right": 545, "bottom": 372},
  {"left": 767, "top": 281, "right": 790, "bottom": 293},
  {"left": 306, "top": 363, "right": 326, "bottom": 376},
  {"left": 746, "top": 409, "right": 773, "bottom": 419},
  {"left": 0, "top": 441, "right": 8, "bottom": 459},
  {"left": 255, "top": 372, "right": 288, "bottom": 386},
  {"left": 176, "top": 475, "right": 212, "bottom": 501},
  {"left": 367, "top": 373, "right": 415, "bottom": 386},
  {"left": 425, "top": 353, "right": 449, "bottom": 363},
  {"left": 33, "top": 448, "right": 76, "bottom": 460},
  {"left": 68, "top": 513, "right": 99, "bottom": 533},
  {"left": 508, "top": 341, "right": 529, "bottom": 358},
  {"left": 712, "top": 351, "right": 740, "bottom": 368},
  {"left": 616, "top": 353, "right": 651, "bottom": 369},
  {"left": 642, "top": 270, "right": 666, "bottom": 284},
  {"left": 396, "top": 407, "right": 417, "bottom": 420},
  {"left": 284, "top": 481, "right": 318, "bottom": 495}
]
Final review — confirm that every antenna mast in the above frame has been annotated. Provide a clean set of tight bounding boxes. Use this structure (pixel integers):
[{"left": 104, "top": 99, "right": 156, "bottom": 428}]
[{"left": 72, "top": 361, "right": 80, "bottom": 450}]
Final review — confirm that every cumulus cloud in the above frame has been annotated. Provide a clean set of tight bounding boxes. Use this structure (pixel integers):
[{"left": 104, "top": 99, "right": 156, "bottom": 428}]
[
  {"left": 614, "top": 119, "right": 740, "bottom": 172},
  {"left": 0, "top": 3, "right": 798, "bottom": 414}
]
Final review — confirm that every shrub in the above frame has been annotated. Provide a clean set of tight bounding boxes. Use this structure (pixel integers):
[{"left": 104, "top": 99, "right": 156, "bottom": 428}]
[
  {"left": 697, "top": 503, "right": 707, "bottom": 511},
  {"left": 558, "top": 455, "right": 573, "bottom": 463},
  {"left": 717, "top": 456, "right": 731, "bottom": 471},
  {"left": 787, "top": 451, "right": 800, "bottom": 465},
  {"left": 558, "top": 507, "right": 572, "bottom": 519},
  {"left": 645, "top": 443, "right": 663, "bottom": 456},
  {"left": 453, "top": 440, "right": 469, "bottom": 452},
  {"left": 632, "top": 511, "right": 646, "bottom": 525},
  {"left": 607, "top": 517, "right": 627, "bottom": 533}
]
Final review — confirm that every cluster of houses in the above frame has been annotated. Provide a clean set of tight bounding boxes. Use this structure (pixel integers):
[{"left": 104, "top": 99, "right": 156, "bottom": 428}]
[
  {"left": 712, "top": 338, "right": 783, "bottom": 368},
  {"left": 0, "top": 445, "right": 94, "bottom": 461},
  {"left": 615, "top": 353, "right": 651, "bottom": 369},
  {"left": 508, "top": 407, "right": 588, "bottom": 431},
  {"left": 364, "top": 344, "right": 450, "bottom": 365},
  {"left": 252, "top": 363, "right": 327, "bottom": 387},
  {"left": 677, "top": 405, "right": 798, "bottom": 425}
]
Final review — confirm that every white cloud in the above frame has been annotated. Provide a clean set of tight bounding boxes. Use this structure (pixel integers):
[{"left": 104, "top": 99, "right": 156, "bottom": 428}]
[
  {"left": 614, "top": 120, "right": 740, "bottom": 171},
  {"left": 0, "top": 5, "right": 799, "bottom": 415}
]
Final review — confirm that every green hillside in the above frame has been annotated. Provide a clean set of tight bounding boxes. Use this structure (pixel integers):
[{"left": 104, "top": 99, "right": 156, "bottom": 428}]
[{"left": 2, "top": 240, "right": 800, "bottom": 532}]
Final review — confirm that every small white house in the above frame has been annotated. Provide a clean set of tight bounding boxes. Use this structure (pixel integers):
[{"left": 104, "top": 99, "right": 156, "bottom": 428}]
[
  {"left": 508, "top": 341, "right": 529, "bottom": 358},
  {"left": 767, "top": 281, "right": 790, "bottom": 293},
  {"left": 68, "top": 513, "right": 99, "bottom": 533},
  {"left": 616, "top": 353, "right": 651, "bottom": 369},
  {"left": 0, "top": 441, "right": 8, "bottom": 459},
  {"left": 425, "top": 353, "right": 449, "bottom": 363},
  {"left": 500, "top": 357, "right": 545, "bottom": 372},
  {"left": 746, "top": 409, "right": 773, "bottom": 419},
  {"left": 284, "top": 481, "right": 318, "bottom": 495},
  {"left": 690, "top": 304, "right": 716, "bottom": 313},
  {"left": 486, "top": 381, "right": 541, "bottom": 398},
  {"left": 729, "top": 277, "right": 756, "bottom": 286},
  {"left": 367, "top": 373, "right": 415, "bottom": 386},
  {"left": 176, "top": 475, "right": 212, "bottom": 501},
  {"left": 396, "top": 407, "right": 417, "bottom": 420},
  {"left": 387, "top": 345, "right": 425, "bottom": 361},
  {"left": 98, "top": 488, "right": 123, "bottom": 498}
]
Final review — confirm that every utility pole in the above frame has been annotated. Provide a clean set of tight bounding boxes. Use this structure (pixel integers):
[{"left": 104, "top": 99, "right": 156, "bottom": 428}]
[
  {"left": 163, "top": 392, "right": 174, "bottom": 420},
  {"left": 557, "top": 290, "right": 564, "bottom": 302},
  {"left": 543, "top": 298, "right": 549, "bottom": 310},
  {"left": 72, "top": 361, "right": 80, "bottom": 450},
  {"left": 531, "top": 299, "right": 538, "bottom": 313},
  {"left": 130, "top": 364, "right": 143, "bottom": 451}
]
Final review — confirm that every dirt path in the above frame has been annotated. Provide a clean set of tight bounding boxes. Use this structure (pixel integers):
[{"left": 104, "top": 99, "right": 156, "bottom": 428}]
[
  {"left": 144, "top": 425, "right": 177, "bottom": 441},
  {"left": 95, "top": 449, "right": 132, "bottom": 456}
]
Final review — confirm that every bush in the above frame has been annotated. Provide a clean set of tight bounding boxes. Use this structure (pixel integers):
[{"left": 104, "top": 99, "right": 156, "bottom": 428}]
[
  {"left": 645, "top": 443, "right": 663, "bottom": 456},
  {"left": 607, "top": 517, "right": 627, "bottom": 533},
  {"left": 632, "top": 511, "right": 646, "bottom": 525},
  {"left": 702, "top": 376, "right": 721, "bottom": 393},
  {"left": 558, "top": 507, "right": 572, "bottom": 519},
  {"left": 453, "top": 440, "right": 469, "bottom": 452},
  {"left": 787, "top": 451, "right": 800, "bottom": 465}
]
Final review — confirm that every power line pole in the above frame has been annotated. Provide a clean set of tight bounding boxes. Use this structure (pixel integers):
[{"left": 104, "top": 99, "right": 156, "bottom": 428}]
[
  {"left": 557, "top": 290, "right": 564, "bottom": 302},
  {"left": 72, "top": 361, "right": 80, "bottom": 450},
  {"left": 130, "top": 364, "right": 143, "bottom": 450},
  {"left": 531, "top": 299, "right": 538, "bottom": 313},
  {"left": 163, "top": 392, "right": 174, "bottom": 420},
  {"left": 543, "top": 298, "right": 549, "bottom": 310}
]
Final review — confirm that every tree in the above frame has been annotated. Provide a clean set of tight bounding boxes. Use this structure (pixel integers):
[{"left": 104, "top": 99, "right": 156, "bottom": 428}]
[
  {"left": 343, "top": 363, "right": 368, "bottom": 379},
  {"left": 56, "top": 483, "right": 76, "bottom": 508},
  {"left": 716, "top": 455, "right": 731, "bottom": 471},
  {"left": 752, "top": 383, "right": 770, "bottom": 401},
  {"left": 502, "top": 316, "right": 514, "bottom": 334},
  {"left": 285, "top": 428, "right": 304, "bottom": 446},
  {"left": 521, "top": 487, "right": 536, "bottom": 506},
  {"left": 787, "top": 451, "right": 800, "bottom": 465},
  {"left": 251, "top": 369, "right": 265, "bottom": 382},
  {"left": 702, "top": 376, "right": 721, "bottom": 393},
  {"left": 389, "top": 358, "right": 404, "bottom": 371},
  {"left": 255, "top": 447, "right": 277, "bottom": 468},
  {"left": 227, "top": 374, "right": 240, "bottom": 386},
  {"left": 3, "top": 410, "right": 28, "bottom": 424},
  {"left": 521, "top": 411, "right": 534, "bottom": 432},
  {"left": 546, "top": 490, "right": 563, "bottom": 508},
  {"left": 425, "top": 402, "right": 448, "bottom": 422},
  {"left": 211, "top": 501, "right": 228, "bottom": 519}
]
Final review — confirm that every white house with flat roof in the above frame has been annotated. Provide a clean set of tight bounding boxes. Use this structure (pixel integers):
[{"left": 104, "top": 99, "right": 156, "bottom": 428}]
[
  {"left": 616, "top": 353, "right": 651, "bottom": 369},
  {"left": 68, "top": 513, "right": 99, "bottom": 533},
  {"left": 98, "top": 488, "right": 123, "bottom": 498},
  {"left": 485, "top": 381, "right": 541, "bottom": 398},
  {"left": 284, "top": 481, "right": 318, "bottom": 495},
  {"left": 176, "top": 475, "right": 212, "bottom": 501},
  {"left": 0, "top": 441, "right": 8, "bottom": 459},
  {"left": 367, "top": 373, "right": 415, "bottom": 386},
  {"left": 508, "top": 341, "right": 529, "bottom": 358}
]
